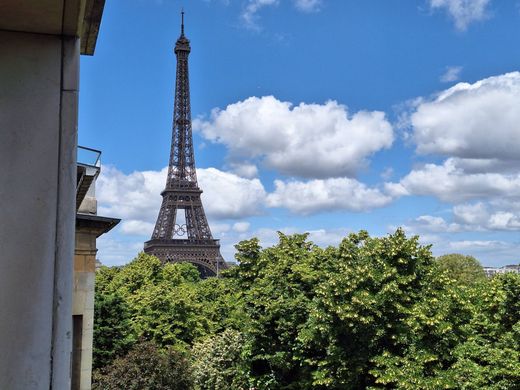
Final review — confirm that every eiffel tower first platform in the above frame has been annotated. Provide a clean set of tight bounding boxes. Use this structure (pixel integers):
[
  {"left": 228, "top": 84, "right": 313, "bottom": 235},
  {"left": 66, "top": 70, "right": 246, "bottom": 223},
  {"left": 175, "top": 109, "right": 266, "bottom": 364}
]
[{"left": 144, "top": 13, "right": 227, "bottom": 277}]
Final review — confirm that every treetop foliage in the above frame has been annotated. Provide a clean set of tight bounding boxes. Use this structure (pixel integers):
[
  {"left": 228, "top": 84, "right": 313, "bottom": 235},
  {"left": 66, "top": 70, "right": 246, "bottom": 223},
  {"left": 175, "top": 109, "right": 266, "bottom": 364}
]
[
  {"left": 436, "top": 253, "right": 487, "bottom": 286},
  {"left": 93, "top": 229, "right": 520, "bottom": 389}
]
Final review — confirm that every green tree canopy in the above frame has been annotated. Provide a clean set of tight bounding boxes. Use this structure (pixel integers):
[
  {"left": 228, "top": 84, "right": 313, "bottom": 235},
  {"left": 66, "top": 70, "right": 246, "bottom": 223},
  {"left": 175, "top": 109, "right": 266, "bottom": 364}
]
[
  {"left": 92, "top": 231, "right": 520, "bottom": 389},
  {"left": 92, "top": 291, "right": 134, "bottom": 369},
  {"left": 436, "top": 253, "right": 486, "bottom": 286},
  {"left": 450, "top": 272, "right": 520, "bottom": 389}
]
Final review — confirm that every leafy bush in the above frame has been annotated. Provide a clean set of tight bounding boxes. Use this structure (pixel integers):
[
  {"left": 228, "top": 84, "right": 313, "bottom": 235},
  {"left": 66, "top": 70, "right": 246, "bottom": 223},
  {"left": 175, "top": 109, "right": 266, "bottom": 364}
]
[{"left": 92, "top": 340, "right": 192, "bottom": 390}]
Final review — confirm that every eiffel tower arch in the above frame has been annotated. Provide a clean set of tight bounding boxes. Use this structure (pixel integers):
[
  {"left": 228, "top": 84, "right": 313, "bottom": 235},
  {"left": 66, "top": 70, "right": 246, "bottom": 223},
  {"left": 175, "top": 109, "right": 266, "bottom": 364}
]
[{"left": 144, "top": 12, "right": 227, "bottom": 277}]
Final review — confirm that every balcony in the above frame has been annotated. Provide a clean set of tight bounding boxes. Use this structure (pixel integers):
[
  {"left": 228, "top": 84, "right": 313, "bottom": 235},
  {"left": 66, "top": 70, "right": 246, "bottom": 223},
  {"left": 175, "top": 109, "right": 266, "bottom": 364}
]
[{"left": 77, "top": 146, "right": 101, "bottom": 211}]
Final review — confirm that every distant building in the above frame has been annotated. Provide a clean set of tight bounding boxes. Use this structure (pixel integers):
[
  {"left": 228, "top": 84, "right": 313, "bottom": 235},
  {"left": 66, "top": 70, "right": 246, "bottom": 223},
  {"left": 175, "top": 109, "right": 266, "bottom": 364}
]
[
  {"left": 74, "top": 147, "right": 119, "bottom": 390},
  {"left": 483, "top": 264, "right": 520, "bottom": 278}
]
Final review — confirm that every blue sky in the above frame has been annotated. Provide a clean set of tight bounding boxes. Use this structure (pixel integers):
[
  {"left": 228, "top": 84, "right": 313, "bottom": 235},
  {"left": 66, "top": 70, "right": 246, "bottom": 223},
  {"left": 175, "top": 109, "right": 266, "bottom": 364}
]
[{"left": 79, "top": 0, "right": 520, "bottom": 267}]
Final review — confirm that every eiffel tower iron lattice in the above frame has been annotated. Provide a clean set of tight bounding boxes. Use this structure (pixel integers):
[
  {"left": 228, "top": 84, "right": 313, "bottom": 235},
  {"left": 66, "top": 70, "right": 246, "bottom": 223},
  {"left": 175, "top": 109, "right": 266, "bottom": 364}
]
[{"left": 144, "top": 12, "right": 227, "bottom": 277}]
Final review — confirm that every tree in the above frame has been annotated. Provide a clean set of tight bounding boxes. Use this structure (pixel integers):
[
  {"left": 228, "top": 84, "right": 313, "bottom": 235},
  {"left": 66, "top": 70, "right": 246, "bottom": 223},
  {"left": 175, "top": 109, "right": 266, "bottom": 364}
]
[
  {"left": 92, "top": 340, "right": 193, "bottom": 390},
  {"left": 450, "top": 272, "right": 520, "bottom": 389},
  {"left": 93, "top": 292, "right": 134, "bottom": 369},
  {"left": 229, "top": 233, "right": 320, "bottom": 389},
  {"left": 302, "top": 230, "right": 472, "bottom": 389},
  {"left": 92, "top": 234, "right": 520, "bottom": 389},
  {"left": 436, "top": 253, "right": 486, "bottom": 286},
  {"left": 127, "top": 275, "right": 208, "bottom": 347},
  {"left": 191, "top": 329, "right": 250, "bottom": 390},
  {"left": 229, "top": 229, "right": 476, "bottom": 389},
  {"left": 95, "top": 253, "right": 210, "bottom": 347}
]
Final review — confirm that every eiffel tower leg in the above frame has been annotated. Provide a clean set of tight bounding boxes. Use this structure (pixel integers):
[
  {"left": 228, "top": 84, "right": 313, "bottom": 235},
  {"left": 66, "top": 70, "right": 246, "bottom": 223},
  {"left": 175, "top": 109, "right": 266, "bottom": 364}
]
[
  {"left": 193, "top": 205, "right": 212, "bottom": 239},
  {"left": 152, "top": 197, "right": 177, "bottom": 240},
  {"left": 185, "top": 205, "right": 196, "bottom": 240}
]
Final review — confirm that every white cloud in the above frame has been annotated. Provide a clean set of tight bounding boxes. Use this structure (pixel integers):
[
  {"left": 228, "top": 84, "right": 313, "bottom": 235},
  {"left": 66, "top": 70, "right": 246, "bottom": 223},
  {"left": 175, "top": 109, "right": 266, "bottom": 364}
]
[
  {"left": 97, "top": 165, "right": 165, "bottom": 222},
  {"left": 452, "top": 202, "right": 489, "bottom": 225},
  {"left": 307, "top": 228, "right": 351, "bottom": 247},
  {"left": 412, "top": 72, "right": 520, "bottom": 160},
  {"left": 294, "top": 0, "right": 322, "bottom": 12},
  {"left": 440, "top": 65, "right": 463, "bottom": 82},
  {"left": 120, "top": 220, "right": 155, "bottom": 236},
  {"left": 391, "top": 72, "right": 520, "bottom": 235},
  {"left": 240, "top": 0, "right": 323, "bottom": 29},
  {"left": 183, "top": 225, "right": 349, "bottom": 264},
  {"left": 488, "top": 212, "right": 520, "bottom": 230},
  {"left": 448, "top": 158, "right": 519, "bottom": 174},
  {"left": 267, "top": 177, "right": 393, "bottom": 215},
  {"left": 198, "top": 168, "right": 266, "bottom": 218},
  {"left": 386, "top": 158, "right": 520, "bottom": 203},
  {"left": 195, "top": 96, "right": 393, "bottom": 178},
  {"left": 454, "top": 202, "right": 520, "bottom": 231},
  {"left": 392, "top": 202, "right": 520, "bottom": 254},
  {"left": 232, "top": 221, "right": 251, "bottom": 233},
  {"left": 414, "top": 215, "right": 463, "bottom": 232},
  {"left": 244, "top": 226, "right": 351, "bottom": 249},
  {"left": 393, "top": 220, "right": 520, "bottom": 266},
  {"left": 97, "top": 165, "right": 266, "bottom": 235},
  {"left": 428, "top": 0, "right": 492, "bottom": 30},
  {"left": 448, "top": 239, "right": 506, "bottom": 251},
  {"left": 380, "top": 167, "right": 394, "bottom": 180},
  {"left": 210, "top": 223, "right": 231, "bottom": 235},
  {"left": 228, "top": 162, "right": 258, "bottom": 178},
  {"left": 241, "top": 0, "right": 279, "bottom": 29},
  {"left": 97, "top": 236, "right": 144, "bottom": 266}
]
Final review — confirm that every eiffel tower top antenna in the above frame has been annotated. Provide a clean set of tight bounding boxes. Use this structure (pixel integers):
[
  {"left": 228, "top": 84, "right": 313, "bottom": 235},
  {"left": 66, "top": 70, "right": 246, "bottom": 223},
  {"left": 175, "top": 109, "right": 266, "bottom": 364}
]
[{"left": 181, "top": 8, "right": 185, "bottom": 36}]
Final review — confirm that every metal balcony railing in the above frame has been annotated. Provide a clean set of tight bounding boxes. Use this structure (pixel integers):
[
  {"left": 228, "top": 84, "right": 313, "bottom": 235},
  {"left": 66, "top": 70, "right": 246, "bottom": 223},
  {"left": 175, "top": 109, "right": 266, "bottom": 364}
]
[
  {"left": 76, "top": 146, "right": 101, "bottom": 211},
  {"left": 77, "top": 145, "right": 101, "bottom": 168}
]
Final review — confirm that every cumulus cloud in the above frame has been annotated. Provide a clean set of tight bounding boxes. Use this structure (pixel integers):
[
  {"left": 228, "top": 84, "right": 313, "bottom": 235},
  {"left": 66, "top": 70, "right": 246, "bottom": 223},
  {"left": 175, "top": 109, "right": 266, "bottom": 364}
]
[
  {"left": 411, "top": 72, "right": 520, "bottom": 160},
  {"left": 454, "top": 202, "right": 520, "bottom": 231},
  {"left": 453, "top": 202, "right": 489, "bottom": 225},
  {"left": 392, "top": 216, "right": 462, "bottom": 248},
  {"left": 232, "top": 222, "right": 251, "bottom": 233},
  {"left": 414, "top": 215, "right": 463, "bottom": 232},
  {"left": 294, "top": 0, "right": 322, "bottom": 12},
  {"left": 195, "top": 96, "right": 393, "bottom": 178},
  {"left": 428, "top": 0, "right": 492, "bottom": 30},
  {"left": 386, "top": 158, "right": 520, "bottom": 203},
  {"left": 120, "top": 220, "right": 155, "bottom": 236},
  {"left": 97, "top": 236, "right": 145, "bottom": 266},
  {"left": 241, "top": 0, "right": 278, "bottom": 29},
  {"left": 440, "top": 65, "right": 463, "bottom": 82},
  {"left": 380, "top": 167, "right": 394, "bottom": 180},
  {"left": 393, "top": 218, "right": 520, "bottom": 266},
  {"left": 198, "top": 168, "right": 267, "bottom": 218},
  {"left": 390, "top": 71, "right": 520, "bottom": 240},
  {"left": 228, "top": 162, "right": 258, "bottom": 178},
  {"left": 97, "top": 165, "right": 266, "bottom": 236},
  {"left": 209, "top": 223, "right": 232, "bottom": 235},
  {"left": 96, "top": 165, "right": 165, "bottom": 222},
  {"left": 246, "top": 226, "right": 351, "bottom": 250},
  {"left": 448, "top": 239, "right": 507, "bottom": 251},
  {"left": 240, "top": 0, "right": 323, "bottom": 29},
  {"left": 267, "top": 177, "right": 393, "bottom": 215}
]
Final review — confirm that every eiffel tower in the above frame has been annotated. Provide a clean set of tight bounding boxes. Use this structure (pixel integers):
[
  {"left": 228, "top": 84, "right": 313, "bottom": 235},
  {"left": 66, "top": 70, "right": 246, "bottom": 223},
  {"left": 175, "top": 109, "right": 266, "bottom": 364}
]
[{"left": 144, "top": 12, "right": 227, "bottom": 277}]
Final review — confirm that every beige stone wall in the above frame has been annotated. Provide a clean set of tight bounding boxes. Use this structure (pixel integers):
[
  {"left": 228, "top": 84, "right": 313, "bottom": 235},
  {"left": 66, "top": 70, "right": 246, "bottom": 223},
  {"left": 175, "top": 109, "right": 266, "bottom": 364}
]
[{"left": 73, "top": 230, "right": 98, "bottom": 390}]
